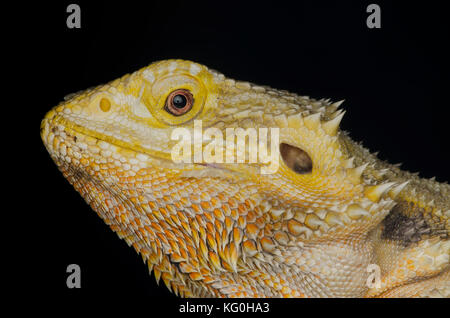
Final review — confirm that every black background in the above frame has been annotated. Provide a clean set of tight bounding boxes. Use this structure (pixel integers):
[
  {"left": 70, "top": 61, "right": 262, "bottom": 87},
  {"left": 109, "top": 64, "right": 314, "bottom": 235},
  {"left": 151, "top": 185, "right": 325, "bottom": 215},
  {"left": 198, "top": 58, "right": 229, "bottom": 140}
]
[{"left": 10, "top": 0, "right": 449, "bottom": 313}]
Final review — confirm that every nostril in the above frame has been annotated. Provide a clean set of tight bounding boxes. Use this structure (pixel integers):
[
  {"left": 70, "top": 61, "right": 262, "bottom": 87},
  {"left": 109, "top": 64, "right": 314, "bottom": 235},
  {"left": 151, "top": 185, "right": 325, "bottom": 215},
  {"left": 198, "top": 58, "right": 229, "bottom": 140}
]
[
  {"left": 99, "top": 97, "right": 111, "bottom": 112},
  {"left": 279, "top": 143, "right": 313, "bottom": 174}
]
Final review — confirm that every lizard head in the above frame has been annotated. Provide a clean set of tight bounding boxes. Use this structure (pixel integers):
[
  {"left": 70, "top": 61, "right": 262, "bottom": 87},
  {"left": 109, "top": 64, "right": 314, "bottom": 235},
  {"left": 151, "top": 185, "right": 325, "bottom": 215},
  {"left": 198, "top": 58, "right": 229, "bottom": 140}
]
[{"left": 41, "top": 59, "right": 436, "bottom": 297}]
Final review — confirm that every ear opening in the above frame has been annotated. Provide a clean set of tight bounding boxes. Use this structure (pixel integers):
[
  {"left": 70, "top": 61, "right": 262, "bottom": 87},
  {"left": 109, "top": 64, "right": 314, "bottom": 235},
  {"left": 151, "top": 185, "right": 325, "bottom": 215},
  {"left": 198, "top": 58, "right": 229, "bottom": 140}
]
[{"left": 279, "top": 143, "right": 313, "bottom": 174}]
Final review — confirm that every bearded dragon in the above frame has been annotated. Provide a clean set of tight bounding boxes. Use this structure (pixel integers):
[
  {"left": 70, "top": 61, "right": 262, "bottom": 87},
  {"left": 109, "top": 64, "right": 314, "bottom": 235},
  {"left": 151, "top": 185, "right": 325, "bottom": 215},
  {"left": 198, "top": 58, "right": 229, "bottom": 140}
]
[{"left": 41, "top": 60, "right": 449, "bottom": 297}]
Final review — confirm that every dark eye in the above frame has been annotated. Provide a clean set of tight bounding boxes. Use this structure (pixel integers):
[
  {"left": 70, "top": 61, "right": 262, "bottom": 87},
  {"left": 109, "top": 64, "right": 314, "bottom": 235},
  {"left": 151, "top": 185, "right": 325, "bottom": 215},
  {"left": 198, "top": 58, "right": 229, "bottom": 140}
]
[{"left": 165, "top": 89, "right": 194, "bottom": 116}]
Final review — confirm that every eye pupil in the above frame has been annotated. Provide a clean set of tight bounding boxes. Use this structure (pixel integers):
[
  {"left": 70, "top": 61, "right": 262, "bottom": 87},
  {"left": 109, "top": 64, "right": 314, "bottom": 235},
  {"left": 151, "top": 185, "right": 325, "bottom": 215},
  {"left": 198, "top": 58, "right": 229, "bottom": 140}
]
[{"left": 173, "top": 94, "right": 187, "bottom": 108}]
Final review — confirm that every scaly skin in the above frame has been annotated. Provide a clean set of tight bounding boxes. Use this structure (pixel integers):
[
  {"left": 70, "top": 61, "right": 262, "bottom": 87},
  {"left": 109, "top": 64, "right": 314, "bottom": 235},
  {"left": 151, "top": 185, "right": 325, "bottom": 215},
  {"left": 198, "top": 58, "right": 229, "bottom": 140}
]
[{"left": 41, "top": 60, "right": 449, "bottom": 297}]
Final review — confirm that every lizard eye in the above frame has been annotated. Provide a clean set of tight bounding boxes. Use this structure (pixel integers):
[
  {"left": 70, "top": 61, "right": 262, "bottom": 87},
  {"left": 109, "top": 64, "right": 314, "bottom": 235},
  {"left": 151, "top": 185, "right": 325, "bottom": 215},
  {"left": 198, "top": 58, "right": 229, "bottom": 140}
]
[{"left": 165, "top": 89, "right": 194, "bottom": 116}]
